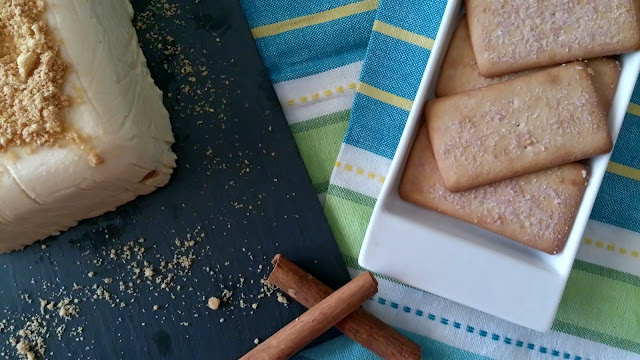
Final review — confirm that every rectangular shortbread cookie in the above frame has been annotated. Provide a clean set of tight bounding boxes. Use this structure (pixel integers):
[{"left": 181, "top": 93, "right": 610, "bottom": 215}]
[
  {"left": 465, "top": 0, "right": 640, "bottom": 76},
  {"left": 586, "top": 59, "right": 623, "bottom": 111},
  {"left": 400, "top": 125, "right": 588, "bottom": 254},
  {"left": 427, "top": 62, "right": 611, "bottom": 192},
  {"left": 436, "top": 16, "right": 622, "bottom": 110}
]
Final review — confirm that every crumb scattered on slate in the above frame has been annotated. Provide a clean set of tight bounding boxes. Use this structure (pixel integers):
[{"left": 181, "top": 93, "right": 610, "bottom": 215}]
[
  {"left": 0, "top": 222, "right": 282, "bottom": 359},
  {"left": 207, "top": 297, "right": 220, "bottom": 311}
]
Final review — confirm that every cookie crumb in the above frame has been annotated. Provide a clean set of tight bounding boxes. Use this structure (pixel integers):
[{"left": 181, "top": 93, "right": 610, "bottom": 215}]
[
  {"left": 207, "top": 297, "right": 220, "bottom": 310},
  {"left": 276, "top": 292, "right": 288, "bottom": 305},
  {"left": 15, "top": 339, "right": 36, "bottom": 360},
  {"left": 88, "top": 152, "right": 104, "bottom": 167},
  {"left": 221, "top": 289, "right": 232, "bottom": 302}
]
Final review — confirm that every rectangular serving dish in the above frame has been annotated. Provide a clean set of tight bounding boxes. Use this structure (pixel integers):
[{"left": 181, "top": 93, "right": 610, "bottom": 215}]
[{"left": 358, "top": 0, "right": 640, "bottom": 331}]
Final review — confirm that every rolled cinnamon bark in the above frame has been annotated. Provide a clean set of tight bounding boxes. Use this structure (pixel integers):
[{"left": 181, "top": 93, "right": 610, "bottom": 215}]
[
  {"left": 268, "top": 254, "right": 421, "bottom": 360},
  {"left": 240, "top": 269, "right": 378, "bottom": 360}
]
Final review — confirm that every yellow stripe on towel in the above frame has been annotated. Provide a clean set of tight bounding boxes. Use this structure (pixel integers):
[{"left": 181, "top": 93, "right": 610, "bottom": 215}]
[
  {"left": 357, "top": 82, "right": 414, "bottom": 111},
  {"left": 607, "top": 162, "right": 640, "bottom": 182},
  {"left": 372, "top": 20, "right": 435, "bottom": 50},
  {"left": 251, "top": 0, "right": 380, "bottom": 39},
  {"left": 628, "top": 102, "right": 640, "bottom": 117}
]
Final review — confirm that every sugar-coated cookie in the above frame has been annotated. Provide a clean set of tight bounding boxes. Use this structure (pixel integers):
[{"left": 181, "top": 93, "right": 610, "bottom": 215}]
[
  {"left": 465, "top": 0, "right": 640, "bottom": 76},
  {"left": 436, "top": 16, "right": 621, "bottom": 111},
  {"left": 427, "top": 62, "right": 611, "bottom": 192},
  {"left": 400, "top": 125, "right": 588, "bottom": 254}
]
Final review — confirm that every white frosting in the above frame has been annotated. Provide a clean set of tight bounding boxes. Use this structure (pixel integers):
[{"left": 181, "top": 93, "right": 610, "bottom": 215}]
[{"left": 0, "top": 0, "right": 177, "bottom": 251}]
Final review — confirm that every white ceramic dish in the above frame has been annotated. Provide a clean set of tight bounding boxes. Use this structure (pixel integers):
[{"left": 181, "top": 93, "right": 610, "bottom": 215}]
[{"left": 358, "top": 0, "right": 640, "bottom": 332}]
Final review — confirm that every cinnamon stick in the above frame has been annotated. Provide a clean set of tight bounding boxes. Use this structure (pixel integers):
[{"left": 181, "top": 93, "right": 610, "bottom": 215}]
[
  {"left": 240, "top": 270, "right": 378, "bottom": 360},
  {"left": 268, "top": 254, "right": 421, "bottom": 360}
]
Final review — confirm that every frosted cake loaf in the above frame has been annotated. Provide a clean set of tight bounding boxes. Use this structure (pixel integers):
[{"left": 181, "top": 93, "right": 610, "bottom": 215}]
[{"left": 0, "top": 0, "right": 176, "bottom": 252}]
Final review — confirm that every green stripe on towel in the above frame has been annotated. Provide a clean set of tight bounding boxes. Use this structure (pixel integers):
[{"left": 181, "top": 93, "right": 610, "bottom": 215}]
[
  {"left": 572, "top": 259, "right": 640, "bottom": 287},
  {"left": 313, "top": 181, "right": 330, "bottom": 194},
  {"left": 290, "top": 110, "right": 350, "bottom": 134},
  {"left": 327, "top": 184, "right": 377, "bottom": 208},
  {"left": 324, "top": 191, "right": 373, "bottom": 258},
  {"left": 293, "top": 120, "right": 349, "bottom": 191},
  {"left": 553, "top": 321, "right": 640, "bottom": 355},
  {"left": 555, "top": 261, "right": 640, "bottom": 353}
]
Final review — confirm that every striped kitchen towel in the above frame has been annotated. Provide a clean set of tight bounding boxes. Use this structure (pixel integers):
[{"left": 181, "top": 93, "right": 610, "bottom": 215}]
[{"left": 240, "top": 0, "right": 640, "bottom": 359}]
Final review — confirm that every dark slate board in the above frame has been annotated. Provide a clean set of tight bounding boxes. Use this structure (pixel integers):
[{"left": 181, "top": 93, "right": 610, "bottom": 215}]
[{"left": 0, "top": 1, "right": 350, "bottom": 359}]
